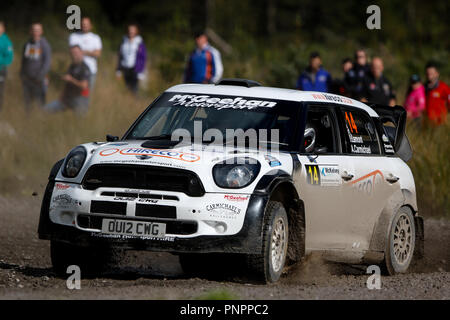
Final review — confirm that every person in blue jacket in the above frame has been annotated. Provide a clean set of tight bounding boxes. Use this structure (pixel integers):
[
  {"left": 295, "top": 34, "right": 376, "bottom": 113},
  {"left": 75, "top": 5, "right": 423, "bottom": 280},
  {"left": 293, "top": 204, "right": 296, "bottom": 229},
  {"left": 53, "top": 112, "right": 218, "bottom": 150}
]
[
  {"left": 296, "top": 52, "right": 332, "bottom": 92},
  {"left": 184, "top": 33, "right": 216, "bottom": 84}
]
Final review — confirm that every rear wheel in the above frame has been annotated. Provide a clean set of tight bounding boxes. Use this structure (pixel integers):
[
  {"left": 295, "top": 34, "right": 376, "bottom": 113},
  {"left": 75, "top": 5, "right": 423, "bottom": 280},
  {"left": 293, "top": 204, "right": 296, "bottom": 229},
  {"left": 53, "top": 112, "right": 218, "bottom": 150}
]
[
  {"left": 246, "top": 201, "right": 289, "bottom": 283},
  {"left": 51, "top": 240, "right": 117, "bottom": 277},
  {"left": 383, "top": 207, "right": 416, "bottom": 275}
]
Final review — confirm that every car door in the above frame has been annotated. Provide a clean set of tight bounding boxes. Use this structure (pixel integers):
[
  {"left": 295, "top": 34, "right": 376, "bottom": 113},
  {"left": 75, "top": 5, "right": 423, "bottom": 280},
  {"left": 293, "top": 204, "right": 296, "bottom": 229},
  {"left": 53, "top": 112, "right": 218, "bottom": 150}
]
[
  {"left": 337, "top": 106, "right": 402, "bottom": 252},
  {"left": 294, "top": 104, "right": 354, "bottom": 250}
]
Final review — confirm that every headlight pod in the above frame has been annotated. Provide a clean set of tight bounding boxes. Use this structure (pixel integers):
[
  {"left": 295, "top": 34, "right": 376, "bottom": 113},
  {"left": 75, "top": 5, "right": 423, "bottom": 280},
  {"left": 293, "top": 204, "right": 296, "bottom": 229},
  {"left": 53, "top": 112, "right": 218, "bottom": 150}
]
[
  {"left": 62, "top": 146, "right": 87, "bottom": 178},
  {"left": 213, "top": 157, "right": 261, "bottom": 189}
]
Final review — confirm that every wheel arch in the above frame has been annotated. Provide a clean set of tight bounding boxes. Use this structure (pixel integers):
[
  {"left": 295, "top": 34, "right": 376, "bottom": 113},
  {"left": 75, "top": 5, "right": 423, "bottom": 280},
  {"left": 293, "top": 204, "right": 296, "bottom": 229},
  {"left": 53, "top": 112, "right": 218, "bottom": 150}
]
[
  {"left": 254, "top": 171, "right": 305, "bottom": 263},
  {"left": 366, "top": 188, "right": 423, "bottom": 262}
]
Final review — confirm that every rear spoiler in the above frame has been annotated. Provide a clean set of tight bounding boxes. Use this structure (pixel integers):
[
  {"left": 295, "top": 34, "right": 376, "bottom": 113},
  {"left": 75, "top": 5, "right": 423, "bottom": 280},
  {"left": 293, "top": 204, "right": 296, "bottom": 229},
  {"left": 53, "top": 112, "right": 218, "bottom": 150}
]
[{"left": 369, "top": 104, "right": 413, "bottom": 162}]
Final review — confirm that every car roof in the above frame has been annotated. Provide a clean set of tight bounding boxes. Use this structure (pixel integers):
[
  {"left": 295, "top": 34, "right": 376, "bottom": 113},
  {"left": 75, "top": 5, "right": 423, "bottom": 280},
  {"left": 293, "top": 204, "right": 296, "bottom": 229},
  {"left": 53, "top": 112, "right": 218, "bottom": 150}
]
[{"left": 166, "top": 84, "right": 379, "bottom": 117}]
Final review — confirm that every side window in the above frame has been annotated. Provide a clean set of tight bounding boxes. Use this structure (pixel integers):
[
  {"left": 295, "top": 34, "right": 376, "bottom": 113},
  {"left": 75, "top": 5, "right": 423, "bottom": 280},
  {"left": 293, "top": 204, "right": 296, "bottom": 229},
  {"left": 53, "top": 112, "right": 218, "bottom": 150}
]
[
  {"left": 339, "top": 108, "right": 380, "bottom": 155},
  {"left": 303, "top": 106, "right": 339, "bottom": 154}
]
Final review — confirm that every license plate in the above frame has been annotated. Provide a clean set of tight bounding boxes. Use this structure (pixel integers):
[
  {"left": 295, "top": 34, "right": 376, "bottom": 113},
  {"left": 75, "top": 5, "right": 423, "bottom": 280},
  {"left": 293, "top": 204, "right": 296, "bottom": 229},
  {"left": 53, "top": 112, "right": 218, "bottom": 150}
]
[{"left": 101, "top": 219, "right": 166, "bottom": 237}]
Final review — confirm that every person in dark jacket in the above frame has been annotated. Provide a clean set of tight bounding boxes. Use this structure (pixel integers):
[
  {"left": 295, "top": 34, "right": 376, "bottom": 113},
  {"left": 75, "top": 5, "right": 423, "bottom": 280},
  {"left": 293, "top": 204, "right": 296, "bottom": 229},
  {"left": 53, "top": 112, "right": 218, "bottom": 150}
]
[
  {"left": 296, "top": 52, "right": 332, "bottom": 92},
  {"left": 361, "top": 57, "right": 396, "bottom": 106},
  {"left": 346, "top": 49, "right": 370, "bottom": 100},
  {"left": 20, "top": 23, "right": 51, "bottom": 110},
  {"left": 330, "top": 57, "right": 353, "bottom": 96},
  {"left": 184, "top": 33, "right": 216, "bottom": 84},
  {"left": 116, "top": 24, "right": 147, "bottom": 94}
]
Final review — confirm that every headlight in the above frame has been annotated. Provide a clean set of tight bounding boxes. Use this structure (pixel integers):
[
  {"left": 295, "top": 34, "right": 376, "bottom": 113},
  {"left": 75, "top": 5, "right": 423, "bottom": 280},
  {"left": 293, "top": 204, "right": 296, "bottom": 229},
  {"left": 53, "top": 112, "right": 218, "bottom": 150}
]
[
  {"left": 62, "top": 146, "right": 87, "bottom": 178},
  {"left": 213, "top": 157, "right": 261, "bottom": 188}
]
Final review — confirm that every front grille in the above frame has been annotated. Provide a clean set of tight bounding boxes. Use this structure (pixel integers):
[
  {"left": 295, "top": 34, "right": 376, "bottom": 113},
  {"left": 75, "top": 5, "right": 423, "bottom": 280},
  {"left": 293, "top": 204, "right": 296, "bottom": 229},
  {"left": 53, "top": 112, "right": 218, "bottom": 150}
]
[
  {"left": 82, "top": 164, "right": 205, "bottom": 197},
  {"left": 91, "top": 201, "right": 127, "bottom": 215},
  {"left": 135, "top": 204, "right": 176, "bottom": 219},
  {"left": 77, "top": 215, "right": 197, "bottom": 235}
]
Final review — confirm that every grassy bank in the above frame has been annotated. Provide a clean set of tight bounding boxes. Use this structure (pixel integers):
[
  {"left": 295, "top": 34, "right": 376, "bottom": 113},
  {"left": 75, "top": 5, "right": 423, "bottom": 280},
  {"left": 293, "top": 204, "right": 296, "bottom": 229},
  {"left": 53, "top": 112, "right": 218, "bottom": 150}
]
[{"left": 0, "top": 40, "right": 448, "bottom": 217}]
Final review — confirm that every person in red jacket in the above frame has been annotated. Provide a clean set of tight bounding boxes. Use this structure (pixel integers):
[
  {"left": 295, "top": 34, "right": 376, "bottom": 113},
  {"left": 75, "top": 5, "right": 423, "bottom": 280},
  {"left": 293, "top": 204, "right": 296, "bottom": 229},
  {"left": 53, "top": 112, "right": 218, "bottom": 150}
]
[{"left": 424, "top": 62, "right": 450, "bottom": 126}]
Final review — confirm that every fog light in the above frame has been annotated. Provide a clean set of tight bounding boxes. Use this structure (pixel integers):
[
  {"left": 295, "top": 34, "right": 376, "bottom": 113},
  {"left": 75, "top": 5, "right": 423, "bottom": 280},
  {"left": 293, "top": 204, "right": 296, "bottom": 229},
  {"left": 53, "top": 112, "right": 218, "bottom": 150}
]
[{"left": 204, "top": 221, "right": 227, "bottom": 233}]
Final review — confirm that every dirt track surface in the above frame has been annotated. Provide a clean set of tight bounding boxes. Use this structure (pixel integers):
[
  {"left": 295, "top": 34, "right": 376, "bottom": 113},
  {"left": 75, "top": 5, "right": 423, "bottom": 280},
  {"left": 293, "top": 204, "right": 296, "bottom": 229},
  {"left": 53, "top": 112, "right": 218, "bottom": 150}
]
[{"left": 0, "top": 196, "right": 448, "bottom": 300}]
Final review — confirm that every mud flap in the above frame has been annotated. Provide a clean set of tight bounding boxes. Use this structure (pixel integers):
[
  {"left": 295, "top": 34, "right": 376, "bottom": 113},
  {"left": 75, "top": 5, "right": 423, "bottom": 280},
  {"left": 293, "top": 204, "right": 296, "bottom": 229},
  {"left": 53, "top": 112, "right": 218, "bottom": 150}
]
[{"left": 414, "top": 215, "right": 424, "bottom": 259}]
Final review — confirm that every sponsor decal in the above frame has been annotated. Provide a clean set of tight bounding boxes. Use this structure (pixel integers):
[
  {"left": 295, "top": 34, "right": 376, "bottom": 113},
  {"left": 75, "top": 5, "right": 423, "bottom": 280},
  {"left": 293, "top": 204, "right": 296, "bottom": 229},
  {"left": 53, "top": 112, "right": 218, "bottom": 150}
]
[
  {"left": 306, "top": 164, "right": 341, "bottom": 186},
  {"left": 55, "top": 183, "right": 70, "bottom": 190},
  {"left": 311, "top": 93, "right": 353, "bottom": 105},
  {"left": 90, "top": 232, "right": 175, "bottom": 241},
  {"left": 206, "top": 203, "right": 241, "bottom": 214},
  {"left": 264, "top": 155, "right": 281, "bottom": 167},
  {"left": 384, "top": 143, "right": 395, "bottom": 154},
  {"left": 350, "top": 170, "right": 385, "bottom": 195},
  {"left": 168, "top": 94, "right": 277, "bottom": 110},
  {"left": 382, "top": 134, "right": 389, "bottom": 143},
  {"left": 52, "top": 194, "right": 81, "bottom": 207},
  {"left": 320, "top": 165, "right": 341, "bottom": 186},
  {"left": 99, "top": 147, "right": 200, "bottom": 162},
  {"left": 351, "top": 144, "right": 372, "bottom": 154},
  {"left": 224, "top": 194, "right": 250, "bottom": 202}
]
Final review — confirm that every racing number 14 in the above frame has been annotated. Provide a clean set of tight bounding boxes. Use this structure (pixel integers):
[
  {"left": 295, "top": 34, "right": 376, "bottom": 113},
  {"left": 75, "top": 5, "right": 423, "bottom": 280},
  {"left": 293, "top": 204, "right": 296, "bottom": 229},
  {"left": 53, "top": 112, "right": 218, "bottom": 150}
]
[
  {"left": 306, "top": 165, "right": 320, "bottom": 185},
  {"left": 345, "top": 112, "right": 358, "bottom": 134}
]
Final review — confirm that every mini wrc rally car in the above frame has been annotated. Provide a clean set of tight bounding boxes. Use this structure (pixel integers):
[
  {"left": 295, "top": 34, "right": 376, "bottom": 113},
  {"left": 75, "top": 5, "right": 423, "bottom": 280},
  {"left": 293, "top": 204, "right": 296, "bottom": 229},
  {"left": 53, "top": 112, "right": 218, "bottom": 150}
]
[{"left": 38, "top": 79, "right": 423, "bottom": 283}]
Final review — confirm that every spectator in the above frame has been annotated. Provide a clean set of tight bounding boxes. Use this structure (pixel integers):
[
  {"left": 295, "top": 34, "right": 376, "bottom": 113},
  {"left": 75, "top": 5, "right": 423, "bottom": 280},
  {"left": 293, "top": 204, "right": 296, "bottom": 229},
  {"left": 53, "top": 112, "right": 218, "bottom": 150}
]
[
  {"left": 116, "top": 24, "right": 147, "bottom": 94},
  {"left": 330, "top": 57, "right": 353, "bottom": 96},
  {"left": 404, "top": 74, "right": 425, "bottom": 122},
  {"left": 20, "top": 23, "right": 51, "bottom": 111},
  {"left": 361, "top": 57, "right": 396, "bottom": 106},
  {"left": 0, "top": 21, "right": 13, "bottom": 110},
  {"left": 184, "top": 33, "right": 216, "bottom": 84},
  {"left": 203, "top": 34, "right": 223, "bottom": 83},
  {"left": 424, "top": 62, "right": 449, "bottom": 126},
  {"left": 296, "top": 52, "right": 332, "bottom": 92},
  {"left": 346, "top": 49, "right": 370, "bottom": 99},
  {"left": 44, "top": 45, "right": 90, "bottom": 115},
  {"left": 68, "top": 17, "right": 102, "bottom": 91}
]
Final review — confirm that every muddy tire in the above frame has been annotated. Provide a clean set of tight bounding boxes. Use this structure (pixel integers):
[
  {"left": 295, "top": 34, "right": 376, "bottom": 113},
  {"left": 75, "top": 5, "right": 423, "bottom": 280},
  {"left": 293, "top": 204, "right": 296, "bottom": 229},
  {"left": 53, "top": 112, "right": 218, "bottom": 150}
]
[
  {"left": 51, "top": 240, "right": 116, "bottom": 277},
  {"left": 246, "top": 201, "right": 289, "bottom": 283},
  {"left": 383, "top": 206, "right": 416, "bottom": 275}
]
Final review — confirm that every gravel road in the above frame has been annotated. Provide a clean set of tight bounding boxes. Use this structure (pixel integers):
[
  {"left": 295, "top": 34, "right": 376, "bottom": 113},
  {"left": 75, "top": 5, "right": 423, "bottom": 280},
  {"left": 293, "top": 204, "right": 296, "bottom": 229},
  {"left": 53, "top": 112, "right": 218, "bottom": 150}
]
[{"left": 0, "top": 196, "right": 448, "bottom": 300}]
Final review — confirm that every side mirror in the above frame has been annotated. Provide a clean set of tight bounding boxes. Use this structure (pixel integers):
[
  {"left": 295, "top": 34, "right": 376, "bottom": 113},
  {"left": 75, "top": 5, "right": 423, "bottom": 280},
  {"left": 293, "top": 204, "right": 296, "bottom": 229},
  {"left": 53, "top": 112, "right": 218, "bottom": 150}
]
[{"left": 106, "top": 134, "right": 119, "bottom": 142}]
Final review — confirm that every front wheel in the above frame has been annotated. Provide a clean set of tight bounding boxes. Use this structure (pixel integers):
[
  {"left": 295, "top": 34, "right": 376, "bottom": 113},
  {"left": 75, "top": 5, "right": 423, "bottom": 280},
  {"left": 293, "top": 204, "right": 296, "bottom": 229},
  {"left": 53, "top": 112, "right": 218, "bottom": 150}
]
[
  {"left": 383, "top": 206, "right": 416, "bottom": 275},
  {"left": 246, "top": 201, "right": 289, "bottom": 283}
]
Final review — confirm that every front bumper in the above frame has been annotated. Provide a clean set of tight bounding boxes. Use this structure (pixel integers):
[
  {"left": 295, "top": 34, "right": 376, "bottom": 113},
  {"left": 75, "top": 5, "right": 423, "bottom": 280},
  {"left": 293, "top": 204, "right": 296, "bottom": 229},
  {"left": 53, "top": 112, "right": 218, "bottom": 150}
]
[{"left": 38, "top": 181, "right": 268, "bottom": 254}]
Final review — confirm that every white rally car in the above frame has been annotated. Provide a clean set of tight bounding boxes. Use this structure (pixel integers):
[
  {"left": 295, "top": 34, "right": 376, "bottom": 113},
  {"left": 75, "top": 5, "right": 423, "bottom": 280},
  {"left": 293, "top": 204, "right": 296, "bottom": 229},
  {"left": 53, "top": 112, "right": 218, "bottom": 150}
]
[{"left": 38, "top": 79, "right": 423, "bottom": 282}]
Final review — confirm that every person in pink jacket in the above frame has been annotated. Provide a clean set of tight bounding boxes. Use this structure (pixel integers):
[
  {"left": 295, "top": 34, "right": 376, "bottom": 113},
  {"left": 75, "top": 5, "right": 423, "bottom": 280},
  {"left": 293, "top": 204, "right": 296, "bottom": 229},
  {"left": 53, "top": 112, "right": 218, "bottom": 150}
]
[{"left": 404, "top": 74, "right": 425, "bottom": 121}]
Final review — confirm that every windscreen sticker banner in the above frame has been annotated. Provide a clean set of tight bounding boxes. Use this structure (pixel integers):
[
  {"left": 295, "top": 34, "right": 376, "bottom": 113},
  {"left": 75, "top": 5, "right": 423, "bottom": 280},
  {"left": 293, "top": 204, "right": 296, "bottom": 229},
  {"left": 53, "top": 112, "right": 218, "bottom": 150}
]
[
  {"left": 168, "top": 94, "right": 277, "bottom": 110},
  {"left": 306, "top": 164, "right": 341, "bottom": 187}
]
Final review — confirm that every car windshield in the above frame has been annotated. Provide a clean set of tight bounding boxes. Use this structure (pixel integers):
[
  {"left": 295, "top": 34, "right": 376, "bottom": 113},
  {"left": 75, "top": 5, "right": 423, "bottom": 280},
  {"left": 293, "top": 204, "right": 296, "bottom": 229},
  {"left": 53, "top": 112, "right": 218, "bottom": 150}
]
[{"left": 125, "top": 92, "right": 301, "bottom": 151}]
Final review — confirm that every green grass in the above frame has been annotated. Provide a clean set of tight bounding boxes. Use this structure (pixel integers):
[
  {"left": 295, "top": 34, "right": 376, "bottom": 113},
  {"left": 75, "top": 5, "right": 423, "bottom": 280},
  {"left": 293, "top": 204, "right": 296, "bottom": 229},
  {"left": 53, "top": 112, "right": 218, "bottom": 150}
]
[{"left": 195, "top": 289, "right": 239, "bottom": 300}]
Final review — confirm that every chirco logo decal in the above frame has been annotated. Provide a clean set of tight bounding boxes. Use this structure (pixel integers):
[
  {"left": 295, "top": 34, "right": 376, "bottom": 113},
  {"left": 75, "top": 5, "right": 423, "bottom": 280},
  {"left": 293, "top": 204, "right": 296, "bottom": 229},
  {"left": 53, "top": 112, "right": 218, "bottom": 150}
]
[{"left": 99, "top": 148, "right": 200, "bottom": 162}]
